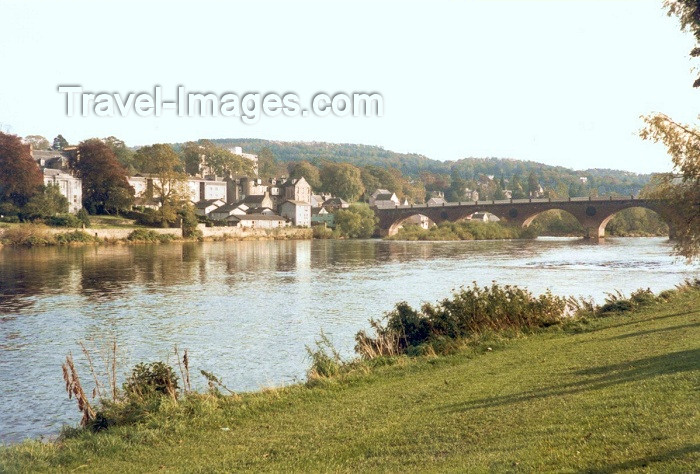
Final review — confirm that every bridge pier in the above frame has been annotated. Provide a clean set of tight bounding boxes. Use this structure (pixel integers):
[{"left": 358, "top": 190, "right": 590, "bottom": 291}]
[{"left": 583, "top": 226, "right": 604, "bottom": 242}]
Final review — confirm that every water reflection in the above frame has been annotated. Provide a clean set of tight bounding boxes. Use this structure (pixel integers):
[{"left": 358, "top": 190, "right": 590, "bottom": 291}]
[{"left": 0, "top": 238, "right": 697, "bottom": 443}]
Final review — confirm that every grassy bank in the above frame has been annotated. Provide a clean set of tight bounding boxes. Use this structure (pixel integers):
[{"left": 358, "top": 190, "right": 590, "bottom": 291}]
[
  {"left": 0, "top": 224, "right": 314, "bottom": 247},
  {"left": 387, "top": 221, "right": 536, "bottom": 241},
  {"left": 1, "top": 284, "right": 698, "bottom": 472}
]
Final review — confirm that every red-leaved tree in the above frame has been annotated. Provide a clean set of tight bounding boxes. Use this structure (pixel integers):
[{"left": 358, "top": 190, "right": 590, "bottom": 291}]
[{"left": 0, "top": 132, "right": 43, "bottom": 207}]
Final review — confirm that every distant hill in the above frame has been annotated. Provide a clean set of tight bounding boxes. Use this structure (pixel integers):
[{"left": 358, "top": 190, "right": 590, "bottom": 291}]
[{"left": 206, "top": 139, "right": 653, "bottom": 197}]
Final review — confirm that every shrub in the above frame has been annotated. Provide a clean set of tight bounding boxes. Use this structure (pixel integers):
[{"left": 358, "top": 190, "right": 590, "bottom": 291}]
[
  {"left": 126, "top": 229, "right": 176, "bottom": 243},
  {"left": 46, "top": 213, "right": 82, "bottom": 227},
  {"left": 123, "top": 362, "right": 179, "bottom": 400},
  {"left": 306, "top": 332, "right": 343, "bottom": 380},
  {"left": 76, "top": 208, "right": 91, "bottom": 227},
  {"left": 0, "top": 224, "right": 54, "bottom": 246},
  {"left": 356, "top": 282, "right": 568, "bottom": 357},
  {"left": 54, "top": 230, "right": 100, "bottom": 244},
  {"left": 312, "top": 225, "right": 335, "bottom": 239}
]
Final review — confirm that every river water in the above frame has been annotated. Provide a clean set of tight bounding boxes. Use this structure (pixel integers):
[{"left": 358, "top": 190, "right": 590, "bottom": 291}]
[{"left": 0, "top": 237, "right": 697, "bottom": 443}]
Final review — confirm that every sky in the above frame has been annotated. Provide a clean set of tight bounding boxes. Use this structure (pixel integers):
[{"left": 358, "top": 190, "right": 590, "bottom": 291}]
[{"left": 1, "top": 0, "right": 698, "bottom": 173}]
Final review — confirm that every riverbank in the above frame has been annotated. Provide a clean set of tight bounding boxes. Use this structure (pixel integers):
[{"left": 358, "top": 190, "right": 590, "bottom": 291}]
[
  {"left": 2, "top": 284, "right": 697, "bottom": 471},
  {"left": 0, "top": 223, "right": 313, "bottom": 247}
]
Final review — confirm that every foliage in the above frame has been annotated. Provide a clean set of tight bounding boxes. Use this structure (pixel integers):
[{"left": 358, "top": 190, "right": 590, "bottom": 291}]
[
  {"left": 388, "top": 220, "right": 532, "bottom": 241},
  {"left": 126, "top": 229, "right": 176, "bottom": 243},
  {"left": 320, "top": 162, "right": 365, "bottom": 201},
  {"left": 134, "top": 144, "right": 188, "bottom": 226},
  {"left": 0, "top": 132, "right": 43, "bottom": 207},
  {"left": 179, "top": 205, "right": 202, "bottom": 239},
  {"left": 356, "top": 283, "right": 567, "bottom": 357},
  {"left": 288, "top": 161, "right": 321, "bottom": 189},
  {"left": 73, "top": 139, "right": 134, "bottom": 214},
  {"left": 257, "top": 146, "right": 278, "bottom": 178},
  {"left": 640, "top": 114, "right": 700, "bottom": 259},
  {"left": 76, "top": 208, "right": 91, "bottom": 227},
  {"left": 46, "top": 214, "right": 82, "bottom": 227},
  {"left": 181, "top": 140, "right": 255, "bottom": 177},
  {"left": 312, "top": 225, "right": 335, "bottom": 239},
  {"left": 334, "top": 203, "right": 377, "bottom": 238},
  {"left": 0, "top": 224, "right": 54, "bottom": 246},
  {"left": 53, "top": 230, "right": 100, "bottom": 244},
  {"left": 123, "top": 362, "right": 179, "bottom": 400},
  {"left": 23, "top": 135, "right": 50, "bottom": 150},
  {"left": 103, "top": 136, "right": 136, "bottom": 174},
  {"left": 598, "top": 288, "right": 659, "bottom": 314},
  {"left": 21, "top": 184, "right": 69, "bottom": 220},
  {"left": 664, "top": 0, "right": 700, "bottom": 87},
  {"left": 52, "top": 134, "right": 69, "bottom": 151},
  {"left": 306, "top": 331, "right": 343, "bottom": 380}
]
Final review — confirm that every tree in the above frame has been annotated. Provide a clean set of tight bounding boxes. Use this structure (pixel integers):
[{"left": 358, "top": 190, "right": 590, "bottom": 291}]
[
  {"left": 664, "top": 0, "right": 700, "bottom": 87},
  {"left": 181, "top": 140, "right": 254, "bottom": 177},
  {"left": 289, "top": 161, "right": 321, "bottom": 190},
  {"left": 52, "top": 135, "right": 69, "bottom": 150},
  {"left": 334, "top": 203, "right": 378, "bottom": 238},
  {"left": 103, "top": 136, "right": 136, "bottom": 174},
  {"left": 206, "top": 147, "right": 255, "bottom": 177},
  {"left": 446, "top": 170, "right": 468, "bottom": 202},
  {"left": 0, "top": 132, "right": 43, "bottom": 206},
  {"left": 257, "top": 146, "right": 277, "bottom": 178},
  {"left": 640, "top": 114, "right": 700, "bottom": 259},
  {"left": 23, "top": 135, "right": 51, "bottom": 151},
  {"left": 527, "top": 171, "right": 540, "bottom": 197},
  {"left": 320, "top": 162, "right": 365, "bottom": 201},
  {"left": 22, "top": 184, "right": 69, "bottom": 219},
  {"left": 72, "top": 139, "right": 134, "bottom": 214},
  {"left": 134, "top": 144, "right": 188, "bottom": 226}
]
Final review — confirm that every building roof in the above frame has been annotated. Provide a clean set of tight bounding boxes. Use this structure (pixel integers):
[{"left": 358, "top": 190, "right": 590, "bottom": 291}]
[
  {"left": 281, "top": 200, "right": 311, "bottom": 206},
  {"left": 241, "top": 194, "right": 270, "bottom": 205},
  {"left": 211, "top": 202, "right": 247, "bottom": 214},
  {"left": 228, "top": 213, "right": 287, "bottom": 221},
  {"left": 195, "top": 199, "right": 224, "bottom": 209},
  {"left": 374, "top": 193, "right": 395, "bottom": 201},
  {"left": 371, "top": 188, "right": 391, "bottom": 197},
  {"left": 322, "top": 197, "right": 348, "bottom": 206}
]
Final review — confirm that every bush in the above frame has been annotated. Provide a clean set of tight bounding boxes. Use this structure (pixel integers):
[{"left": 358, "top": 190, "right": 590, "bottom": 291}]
[
  {"left": 335, "top": 204, "right": 377, "bottom": 238},
  {"left": 306, "top": 332, "right": 343, "bottom": 380},
  {"left": 0, "top": 225, "right": 54, "bottom": 246},
  {"left": 387, "top": 220, "right": 532, "bottom": 241},
  {"left": 126, "top": 229, "right": 176, "bottom": 243},
  {"left": 46, "top": 213, "right": 82, "bottom": 227},
  {"left": 76, "top": 209, "right": 91, "bottom": 228},
  {"left": 312, "top": 225, "right": 335, "bottom": 239},
  {"left": 123, "top": 362, "right": 179, "bottom": 400},
  {"left": 356, "top": 282, "right": 568, "bottom": 357},
  {"left": 54, "top": 230, "right": 100, "bottom": 244}
]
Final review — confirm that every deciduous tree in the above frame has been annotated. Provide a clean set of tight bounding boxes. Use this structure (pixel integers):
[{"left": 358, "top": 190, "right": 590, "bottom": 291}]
[
  {"left": 0, "top": 132, "right": 43, "bottom": 206},
  {"left": 52, "top": 134, "right": 69, "bottom": 150},
  {"left": 640, "top": 114, "right": 700, "bottom": 259},
  {"left": 134, "top": 144, "right": 188, "bottom": 226},
  {"left": 289, "top": 161, "right": 321, "bottom": 190},
  {"left": 320, "top": 162, "right": 365, "bottom": 201},
  {"left": 23, "top": 135, "right": 51, "bottom": 151},
  {"left": 72, "top": 139, "right": 134, "bottom": 214},
  {"left": 334, "top": 203, "right": 377, "bottom": 238}
]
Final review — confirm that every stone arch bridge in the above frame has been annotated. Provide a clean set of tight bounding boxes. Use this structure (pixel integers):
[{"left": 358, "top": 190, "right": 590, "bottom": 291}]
[{"left": 374, "top": 197, "right": 673, "bottom": 240}]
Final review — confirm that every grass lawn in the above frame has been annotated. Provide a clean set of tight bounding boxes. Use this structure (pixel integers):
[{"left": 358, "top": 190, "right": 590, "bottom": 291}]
[
  {"left": 87, "top": 215, "right": 141, "bottom": 229},
  {"left": 1, "top": 289, "right": 698, "bottom": 472}
]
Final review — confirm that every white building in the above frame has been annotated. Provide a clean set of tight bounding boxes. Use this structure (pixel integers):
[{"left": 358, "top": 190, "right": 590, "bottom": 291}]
[
  {"left": 228, "top": 146, "right": 259, "bottom": 175},
  {"left": 279, "top": 200, "right": 311, "bottom": 227},
  {"left": 43, "top": 169, "right": 82, "bottom": 213},
  {"left": 370, "top": 189, "right": 400, "bottom": 208},
  {"left": 227, "top": 214, "right": 288, "bottom": 229}
]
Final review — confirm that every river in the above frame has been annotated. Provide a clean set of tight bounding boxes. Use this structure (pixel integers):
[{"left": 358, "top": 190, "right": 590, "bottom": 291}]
[{"left": 0, "top": 237, "right": 698, "bottom": 443}]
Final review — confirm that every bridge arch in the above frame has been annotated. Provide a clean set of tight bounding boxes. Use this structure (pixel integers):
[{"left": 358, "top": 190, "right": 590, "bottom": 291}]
[
  {"left": 519, "top": 209, "right": 584, "bottom": 235},
  {"left": 595, "top": 206, "right": 671, "bottom": 239},
  {"left": 387, "top": 213, "right": 437, "bottom": 236}
]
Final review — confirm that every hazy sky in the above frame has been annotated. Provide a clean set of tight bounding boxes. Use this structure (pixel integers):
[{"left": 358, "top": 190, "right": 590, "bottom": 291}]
[{"left": 1, "top": 0, "right": 698, "bottom": 173}]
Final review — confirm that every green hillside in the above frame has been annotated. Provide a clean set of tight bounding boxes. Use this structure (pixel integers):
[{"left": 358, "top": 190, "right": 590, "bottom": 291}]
[{"left": 207, "top": 139, "right": 652, "bottom": 197}]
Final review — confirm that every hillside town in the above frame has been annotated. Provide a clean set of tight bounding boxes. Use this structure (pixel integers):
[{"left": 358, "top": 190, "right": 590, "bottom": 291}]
[{"left": 29, "top": 144, "right": 353, "bottom": 230}]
